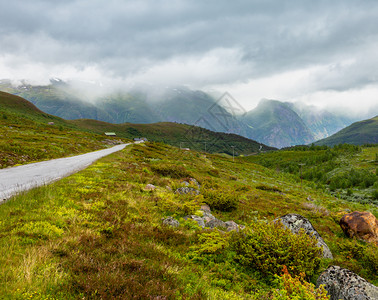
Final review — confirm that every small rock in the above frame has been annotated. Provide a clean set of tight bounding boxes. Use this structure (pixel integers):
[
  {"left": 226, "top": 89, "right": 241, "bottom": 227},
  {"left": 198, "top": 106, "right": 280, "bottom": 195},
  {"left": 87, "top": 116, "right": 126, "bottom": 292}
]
[
  {"left": 307, "top": 196, "right": 314, "bottom": 202},
  {"left": 316, "top": 265, "right": 378, "bottom": 300},
  {"left": 200, "top": 204, "right": 211, "bottom": 213},
  {"left": 205, "top": 218, "right": 227, "bottom": 229},
  {"left": 162, "top": 216, "right": 180, "bottom": 228},
  {"left": 184, "top": 215, "right": 205, "bottom": 228},
  {"left": 175, "top": 187, "right": 200, "bottom": 195},
  {"left": 202, "top": 211, "right": 216, "bottom": 223},
  {"left": 274, "top": 213, "right": 333, "bottom": 259},
  {"left": 225, "top": 221, "right": 239, "bottom": 232},
  {"left": 145, "top": 184, "right": 156, "bottom": 191},
  {"left": 339, "top": 211, "right": 378, "bottom": 245}
]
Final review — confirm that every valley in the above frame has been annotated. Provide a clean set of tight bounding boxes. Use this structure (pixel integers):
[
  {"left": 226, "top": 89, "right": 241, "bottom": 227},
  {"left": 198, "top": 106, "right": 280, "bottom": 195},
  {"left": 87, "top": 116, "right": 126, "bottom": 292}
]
[
  {"left": 0, "top": 90, "right": 377, "bottom": 299},
  {"left": 0, "top": 80, "right": 363, "bottom": 148}
]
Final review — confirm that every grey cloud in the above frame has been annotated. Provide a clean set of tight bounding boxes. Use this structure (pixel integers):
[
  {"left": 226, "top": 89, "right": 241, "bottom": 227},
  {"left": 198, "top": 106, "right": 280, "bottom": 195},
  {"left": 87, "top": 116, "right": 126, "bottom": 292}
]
[{"left": 1, "top": 0, "right": 378, "bottom": 92}]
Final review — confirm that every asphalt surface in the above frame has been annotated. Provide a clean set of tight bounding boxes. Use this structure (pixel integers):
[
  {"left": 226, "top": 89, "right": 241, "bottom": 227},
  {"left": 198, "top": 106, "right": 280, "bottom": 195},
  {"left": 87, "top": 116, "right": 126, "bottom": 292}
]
[{"left": 0, "top": 143, "right": 129, "bottom": 202}]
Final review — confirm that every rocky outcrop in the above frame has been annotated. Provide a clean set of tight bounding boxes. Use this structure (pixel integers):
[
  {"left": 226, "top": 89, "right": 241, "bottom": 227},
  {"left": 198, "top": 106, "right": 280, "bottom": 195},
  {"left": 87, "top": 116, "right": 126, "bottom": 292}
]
[
  {"left": 205, "top": 219, "right": 227, "bottom": 229},
  {"left": 185, "top": 205, "right": 243, "bottom": 231},
  {"left": 316, "top": 265, "right": 378, "bottom": 300},
  {"left": 175, "top": 187, "right": 200, "bottom": 195},
  {"left": 274, "top": 213, "right": 333, "bottom": 259},
  {"left": 175, "top": 178, "right": 201, "bottom": 195},
  {"left": 162, "top": 216, "right": 180, "bottom": 228},
  {"left": 339, "top": 211, "right": 378, "bottom": 245}
]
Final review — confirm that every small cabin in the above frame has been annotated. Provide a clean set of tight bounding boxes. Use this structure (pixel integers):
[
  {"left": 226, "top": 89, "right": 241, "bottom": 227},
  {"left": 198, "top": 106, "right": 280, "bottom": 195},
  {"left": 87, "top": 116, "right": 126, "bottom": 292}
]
[
  {"left": 105, "top": 132, "right": 116, "bottom": 136},
  {"left": 48, "top": 122, "right": 55, "bottom": 125}
]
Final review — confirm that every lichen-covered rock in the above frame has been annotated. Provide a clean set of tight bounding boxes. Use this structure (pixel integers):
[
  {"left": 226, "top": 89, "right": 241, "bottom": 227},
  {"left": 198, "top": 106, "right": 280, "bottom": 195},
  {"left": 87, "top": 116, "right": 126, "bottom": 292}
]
[
  {"left": 274, "top": 213, "right": 333, "bottom": 259},
  {"left": 162, "top": 216, "right": 180, "bottom": 228},
  {"left": 202, "top": 211, "right": 216, "bottom": 223},
  {"left": 339, "top": 211, "right": 378, "bottom": 245},
  {"left": 225, "top": 221, "right": 240, "bottom": 232},
  {"left": 205, "top": 219, "right": 227, "bottom": 229},
  {"left": 175, "top": 187, "right": 200, "bottom": 195},
  {"left": 184, "top": 215, "right": 205, "bottom": 228},
  {"left": 316, "top": 265, "right": 378, "bottom": 300},
  {"left": 182, "top": 178, "right": 201, "bottom": 188},
  {"left": 200, "top": 204, "right": 211, "bottom": 213},
  {"left": 145, "top": 184, "right": 156, "bottom": 191}
]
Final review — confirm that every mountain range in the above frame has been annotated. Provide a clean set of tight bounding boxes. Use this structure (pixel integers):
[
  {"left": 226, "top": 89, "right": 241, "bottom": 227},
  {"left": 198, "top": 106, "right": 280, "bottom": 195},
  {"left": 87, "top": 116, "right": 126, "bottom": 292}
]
[
  {"left": 0, "top": 90, "right": 274, "bottom": 156},
  {"left": 0, "top": 79, "right": 370, "bottom": 148}
]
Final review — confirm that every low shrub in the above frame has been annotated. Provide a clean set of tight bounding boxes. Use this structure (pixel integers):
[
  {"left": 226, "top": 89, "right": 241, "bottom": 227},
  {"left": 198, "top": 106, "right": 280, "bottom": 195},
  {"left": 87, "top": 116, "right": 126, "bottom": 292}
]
[
  {"left": 231, "top": 221, "right": 322, "bottom": 278},
  {"left": 151, "top": 164, "right": 191, "bottom": 179},
  {"left": 202, "top": 189, "right": 238, "bottom": 211},
  {"left": 271, "top": 266, "right": 330, "bottom": 300}
]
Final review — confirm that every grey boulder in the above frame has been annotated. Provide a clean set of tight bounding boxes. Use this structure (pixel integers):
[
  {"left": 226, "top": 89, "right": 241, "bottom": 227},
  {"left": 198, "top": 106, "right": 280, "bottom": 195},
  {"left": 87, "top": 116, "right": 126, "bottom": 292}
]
[
  {"left": 162, "top": 216, "right": 180, "bottom": 228},
  {"left": 316, "top": 265, "right": 378, "bottom": 300},
  {"left": 274, "top": 213, "right": 333, "bottom": 259}
]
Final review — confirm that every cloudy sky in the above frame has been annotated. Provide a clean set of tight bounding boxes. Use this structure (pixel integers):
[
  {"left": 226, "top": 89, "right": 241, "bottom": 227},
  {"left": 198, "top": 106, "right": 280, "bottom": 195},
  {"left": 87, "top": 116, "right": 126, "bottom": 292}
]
[{"left": 1, "top": 0, "right": 378, "bottom": 114}]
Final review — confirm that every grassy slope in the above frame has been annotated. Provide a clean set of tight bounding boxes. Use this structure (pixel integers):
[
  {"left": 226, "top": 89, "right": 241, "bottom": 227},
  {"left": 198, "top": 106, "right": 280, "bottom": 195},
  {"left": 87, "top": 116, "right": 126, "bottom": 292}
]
[
  {"left": 0, "top": 142, "right": 377, "bottom": 299},
  {"left": 0, "top": 92, "right": 125, "bottom": 168},
  {"left": 70, "top": 119, "right": 276, "bottom": 155},
  {"left": 244, "top": 145, "right": 378, "bottom": 204},
  {"left": 315, "top": 116, "right": 378, "bottom": 146}
]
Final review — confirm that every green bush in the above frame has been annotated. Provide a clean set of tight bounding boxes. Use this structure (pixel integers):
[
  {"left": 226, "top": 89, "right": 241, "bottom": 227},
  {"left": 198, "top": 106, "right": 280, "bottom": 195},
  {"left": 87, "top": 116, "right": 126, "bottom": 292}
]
[
  {"left": 271, "top": 266, "right": 330, "bottom": 300},
  {"left": 202, "top": 188, "right": 238, "bottom": 211},
  {"left": 231, "top": 221, "right": 322, "bottom": 278},
  {"left": 151, "top": 164, "right": 191, "bottom": 179}
]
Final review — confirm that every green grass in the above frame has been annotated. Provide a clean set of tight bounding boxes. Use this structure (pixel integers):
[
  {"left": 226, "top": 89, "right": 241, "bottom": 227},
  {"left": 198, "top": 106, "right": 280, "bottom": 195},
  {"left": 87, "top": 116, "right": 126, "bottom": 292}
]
[{"left": 0, "top": 142, "right": 377, "bottom": 299}]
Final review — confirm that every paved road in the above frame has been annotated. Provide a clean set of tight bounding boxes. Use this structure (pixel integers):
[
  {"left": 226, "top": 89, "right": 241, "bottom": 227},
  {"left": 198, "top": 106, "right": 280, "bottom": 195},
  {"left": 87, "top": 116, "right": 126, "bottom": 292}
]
[{"left": 0, "top": 143, "right": 130, "bottom": 202}]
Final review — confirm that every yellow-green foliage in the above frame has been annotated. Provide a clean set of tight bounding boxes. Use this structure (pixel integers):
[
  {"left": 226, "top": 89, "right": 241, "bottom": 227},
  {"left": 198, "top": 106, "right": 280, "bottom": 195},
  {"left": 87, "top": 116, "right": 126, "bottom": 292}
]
[
  {"left": 190, "top": 231, "right": 230, "bottom": 256},
  {"left": 151, "top": 163, "right": 192, "bottom": 179},
  {"left": 338, "top": 239, "right": 378, "bottom": 278},
  {"left": 271, "top": 267, "right": 330, "bottom": 300},
  {"left": 13, "top": 221, "right": 64, "bottom": 240},
  {"left": 202, "top": 188, "right": 238, "bottom": 211},
  {"left": 232, "top": 221, "right": 322, "bottom": 278}
]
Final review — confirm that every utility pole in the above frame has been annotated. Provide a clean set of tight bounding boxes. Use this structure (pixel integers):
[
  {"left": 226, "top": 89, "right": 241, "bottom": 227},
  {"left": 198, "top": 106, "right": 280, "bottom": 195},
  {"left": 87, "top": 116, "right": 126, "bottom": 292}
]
[
  {"left": 231, "top": 146, "right": 235, "bottom": 161},
  {"left": 204, "top": 142, "right": 207, "bottom": 152}
]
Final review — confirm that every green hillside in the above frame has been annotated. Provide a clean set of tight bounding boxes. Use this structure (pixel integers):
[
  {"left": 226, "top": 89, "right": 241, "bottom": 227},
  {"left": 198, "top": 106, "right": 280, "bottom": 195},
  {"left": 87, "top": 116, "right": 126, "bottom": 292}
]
[
  {"left": 0, "top": 92, "right": 125, "bottom": 168},
  {"left": 244, "top": 144, "right": 378, "bottom": 204},
  {"left": 1, "top": 141, "right": 377, "bottom": 298},
  {"left": 315, "top": 116, "right": 378, "bottom": 146},
  {"left": 71, "top": 119, "right": 275, "bottom": 155}
]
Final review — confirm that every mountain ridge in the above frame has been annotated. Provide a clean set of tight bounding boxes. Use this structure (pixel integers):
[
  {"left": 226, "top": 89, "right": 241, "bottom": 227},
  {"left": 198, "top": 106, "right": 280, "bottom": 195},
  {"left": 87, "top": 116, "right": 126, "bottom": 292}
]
[{"left": 1, "top": 79, "right": 373, "bottom": 148}]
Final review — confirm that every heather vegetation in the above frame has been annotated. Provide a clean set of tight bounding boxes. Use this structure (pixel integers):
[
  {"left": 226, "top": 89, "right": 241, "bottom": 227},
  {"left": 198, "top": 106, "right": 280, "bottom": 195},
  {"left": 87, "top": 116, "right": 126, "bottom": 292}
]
[
  {"left": 245, "top": 143, "right": 378, "bottom": 204},
  {"left": 1, "top": 141, "right": 377, "bottom": 299}
]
